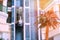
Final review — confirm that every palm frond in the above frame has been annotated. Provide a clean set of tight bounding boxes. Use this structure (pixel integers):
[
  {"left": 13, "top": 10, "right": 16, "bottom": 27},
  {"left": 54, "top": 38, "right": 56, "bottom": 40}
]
[{"left": 35, "top": 9, "right": 60, "bottom": 40}]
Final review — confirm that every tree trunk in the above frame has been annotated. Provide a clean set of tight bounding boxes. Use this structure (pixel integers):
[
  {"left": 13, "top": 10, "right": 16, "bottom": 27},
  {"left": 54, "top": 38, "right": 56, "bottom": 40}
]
[{"left": 45, "top": 24, "right": 49, "bottom": 40}]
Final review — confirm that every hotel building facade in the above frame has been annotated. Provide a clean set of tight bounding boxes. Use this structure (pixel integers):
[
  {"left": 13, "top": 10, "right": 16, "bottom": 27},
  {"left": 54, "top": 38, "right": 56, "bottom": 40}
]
[
  {"left": 0, "top": 0, "right": 14, "bottom": 40},
  {"left": 0, "top": 0, "right": 12, "bottom": 40}
]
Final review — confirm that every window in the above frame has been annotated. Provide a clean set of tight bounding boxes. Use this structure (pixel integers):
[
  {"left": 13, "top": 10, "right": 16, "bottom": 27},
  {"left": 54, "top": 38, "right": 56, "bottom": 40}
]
[
  {"left": 25, "top": 8, "right": 29, "bottom": 23},
  {"left": 16, "top": 0, "right": 23, "bottom": 7},
  {"left": 11, "top": 24, "right": 14, "bottom": 40},
  {"left": 12, "top": 8, "right": 14, "bottom": 22},
  {"left": 7, "top": 0, "right": 12, "bottom": 7},
  {"left": 12, "top": 0, "right": 14, "bottom": 6},
  {"left": 16, "top": 0, "right": 20, "bottom": 7},
  {"left": 0, "top": 0, "right": 3, "bottom": 11},
  {"left": 25, "top": 0, "right": 29, "bottom": 6},
  {"left": 20, "top": 0, "right": 23, "bottom": 7},
  {"left": 0, "top": 0, "right": 7, "bottom": 13},
  {"left": 25, "top": 25, "right": 30, "bottom": 40},
  {"left": 16, "top": 7, "right": 20, "bottom": 22}
]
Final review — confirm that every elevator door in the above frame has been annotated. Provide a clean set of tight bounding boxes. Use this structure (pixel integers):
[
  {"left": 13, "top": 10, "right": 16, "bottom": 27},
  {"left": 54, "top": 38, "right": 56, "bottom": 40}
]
[
  {"left": 16, "top": 30, "right": 23, "bottom": 40},
  {"left": 16, "top": 25, "right": 23, "bottom": 40}
]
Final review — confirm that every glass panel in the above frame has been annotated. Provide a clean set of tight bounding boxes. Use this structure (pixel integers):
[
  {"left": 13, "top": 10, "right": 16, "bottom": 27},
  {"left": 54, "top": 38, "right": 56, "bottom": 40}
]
[
  {"left": 12, "top": 0, "right": 14, "bottom": 5},
  {"left": 3, "top": 6, "right": 7, "bottom": 13},
  {"left": 16, "top": 7, "right": 20, "bottom": 22},
  {"left": 25, "top": 0, "right": 29, "bottom": 6},
  {"left": 30, "top": 9, "right": 37, "bottom": 40},
  {"left": 25, "top": 8, "right": 29, "bottom": 23},
  {"left": 12, "top": 8, "right": 14, "bottom": 22},
  {"left": 16, "top": 0, "right": 23, "bottom": 7},
  {"left": 7, "top": 0, "right": 12, "bottom": 7},
  {"left": 25, "top": 25, "right": 30, "bottom": 40},
  {"left": 30, "top": 0, "right": 38, "bottom": 40},
  {"left": 11, "top": 24, "right": 14, "bottom": 40},
  {"left": 20, "top": 0, "right": 23, "bottom": 7},
  {"left": 16, "top": 0, "right": 20, "bottom": 7}
]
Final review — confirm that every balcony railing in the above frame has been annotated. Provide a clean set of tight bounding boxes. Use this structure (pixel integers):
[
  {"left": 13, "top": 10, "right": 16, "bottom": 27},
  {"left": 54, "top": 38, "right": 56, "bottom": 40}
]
[{"left": 0, "top": 4, "right": 8, "bottom": 13}]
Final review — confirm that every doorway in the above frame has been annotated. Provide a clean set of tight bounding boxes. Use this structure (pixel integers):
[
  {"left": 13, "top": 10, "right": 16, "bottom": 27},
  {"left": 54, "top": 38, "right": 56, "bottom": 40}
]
[{"left": 15, "top": 23, "right": 23, "bottom": 40}]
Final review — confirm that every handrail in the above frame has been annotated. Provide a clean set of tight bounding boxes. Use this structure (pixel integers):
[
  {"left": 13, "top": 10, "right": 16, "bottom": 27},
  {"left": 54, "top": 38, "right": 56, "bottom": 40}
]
[{"left": 0, "top": 4, "right": 8, "bottom": 13}]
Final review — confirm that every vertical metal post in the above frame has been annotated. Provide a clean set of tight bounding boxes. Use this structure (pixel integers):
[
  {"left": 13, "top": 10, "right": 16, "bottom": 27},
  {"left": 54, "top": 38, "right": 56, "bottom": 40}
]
[{"left": 37, "top": 0, "right": 42, "bottom": 40}]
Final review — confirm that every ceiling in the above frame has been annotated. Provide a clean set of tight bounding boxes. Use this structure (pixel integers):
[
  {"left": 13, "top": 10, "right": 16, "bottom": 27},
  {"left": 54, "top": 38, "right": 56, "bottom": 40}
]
[{"left": 40, "top": 0, "right": 53, "bottom": 10}]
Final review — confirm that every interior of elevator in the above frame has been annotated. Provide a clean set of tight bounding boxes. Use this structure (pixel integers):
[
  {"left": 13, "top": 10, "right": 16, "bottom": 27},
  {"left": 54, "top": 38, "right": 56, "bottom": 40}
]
[
  {"left": 15, "top": 7, "right": 23, "bottom": 40},
  {"left": 15, "top": 0, "right": 23, "bottom": 40}
]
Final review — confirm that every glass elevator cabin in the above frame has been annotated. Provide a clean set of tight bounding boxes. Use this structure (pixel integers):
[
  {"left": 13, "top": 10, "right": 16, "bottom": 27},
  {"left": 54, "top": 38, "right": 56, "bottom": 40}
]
[{"left": 15, "top": 0, "right": 23, "bottom": 40}]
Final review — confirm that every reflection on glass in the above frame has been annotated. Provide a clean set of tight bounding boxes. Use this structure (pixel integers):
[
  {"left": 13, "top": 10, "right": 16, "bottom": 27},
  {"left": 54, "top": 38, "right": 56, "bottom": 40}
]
[
  {"left": 11, "top": 24, "right": 14, "bottom": 40},
  {"left": 12, "top": 8, "right": 14, "bottom": 22},
  {"left": 25, "top": 8, "right": 29, "bottom": 23},
  {"left": 20, "top": 0, "right": 23, "bottom": 7},
  {"left": 7, "top": 0, "right": 12, "bottom": 7},
  {"left": 16, "top": 0, "right": 20, "bottom": 7},
  {"left": 3, "top": 6, "right": 7, "bottom": 13},
  {"left": 25, "top": 0, "right": 29, "bottom": 6},
  {"left": 12, "top": 0, "right": 14, "bottom": 5},
  {"left": 16, "top": 0, "right": 23, "bottom": 7},
  {"left": 7, "top": 12, "right": 12, "bottom": 23},
  {"left": 25, "top": 25, "right": 30, "bottom": 40}
]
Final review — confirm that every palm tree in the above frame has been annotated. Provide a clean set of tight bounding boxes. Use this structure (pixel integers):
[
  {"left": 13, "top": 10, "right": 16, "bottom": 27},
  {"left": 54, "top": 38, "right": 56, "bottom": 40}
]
[{"left": 35, "top": 9, "right": 60, "bottom": 40}]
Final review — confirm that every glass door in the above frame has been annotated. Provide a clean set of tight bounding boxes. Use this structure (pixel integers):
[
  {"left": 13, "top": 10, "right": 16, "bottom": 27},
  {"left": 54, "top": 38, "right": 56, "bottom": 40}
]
[{"left": 15, "top": 0, "right": 23, "bottom": 40}]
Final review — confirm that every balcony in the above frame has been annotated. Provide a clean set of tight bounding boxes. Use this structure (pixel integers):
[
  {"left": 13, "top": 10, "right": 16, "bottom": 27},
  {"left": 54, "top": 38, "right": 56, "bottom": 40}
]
[{"left": 42, "top": 26, "right": 60, "bottom": 40}]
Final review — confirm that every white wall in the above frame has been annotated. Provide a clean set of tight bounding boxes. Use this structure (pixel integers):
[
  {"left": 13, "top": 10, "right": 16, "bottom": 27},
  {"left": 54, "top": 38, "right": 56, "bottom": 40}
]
[
  {"left": 0, "top": 24, "right": 10, "bottom": 32},
  {"left": 3, "top": 0, "right": 7, "bottom": 6},
  {"left": 0, "top": 12, "right": 8, "bottom": 23},
  {"left": 54, "top": 34, "right": 60, "bottom": 40}
]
